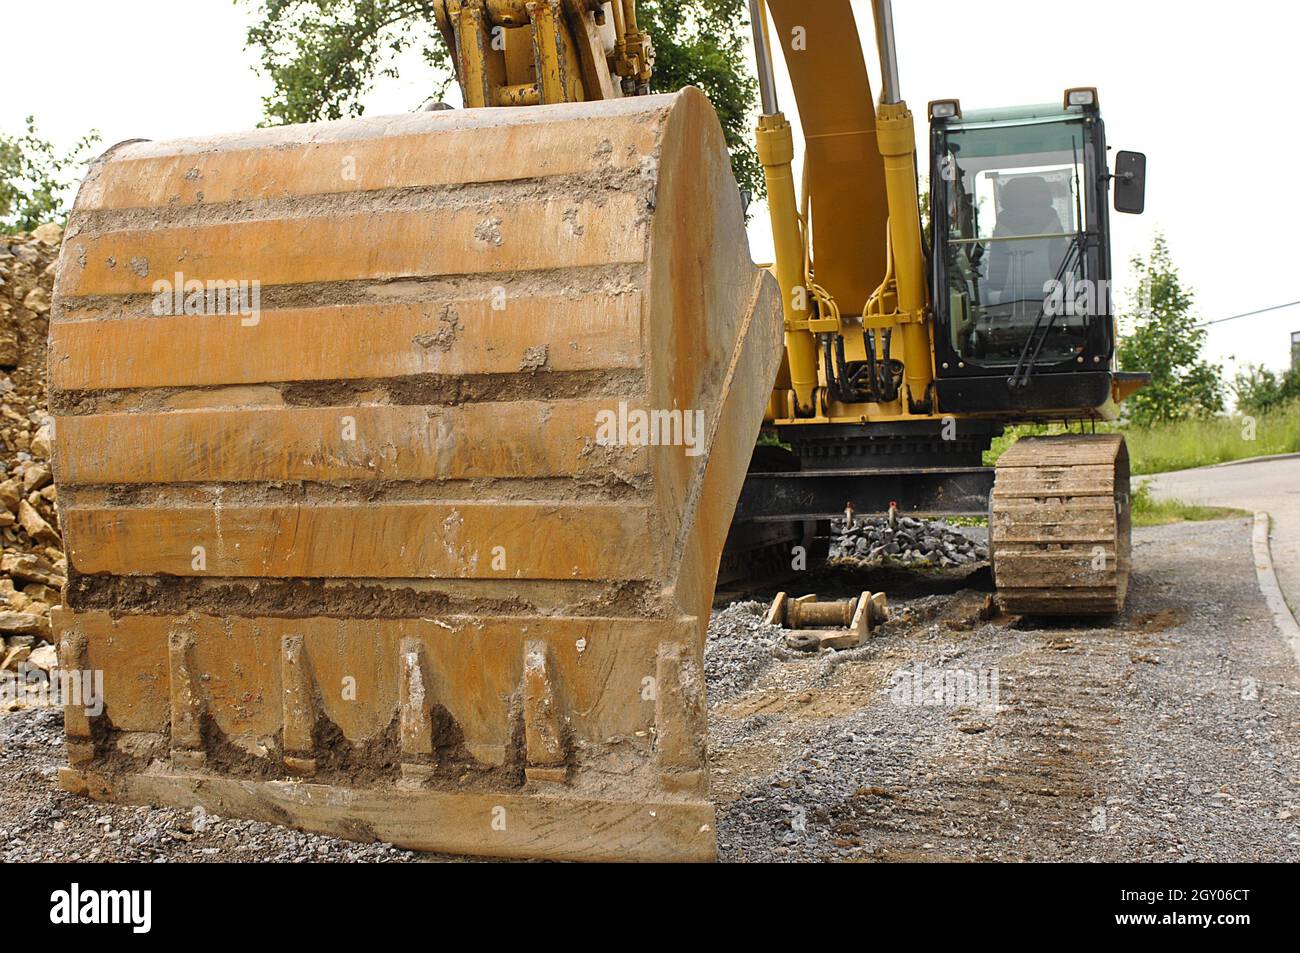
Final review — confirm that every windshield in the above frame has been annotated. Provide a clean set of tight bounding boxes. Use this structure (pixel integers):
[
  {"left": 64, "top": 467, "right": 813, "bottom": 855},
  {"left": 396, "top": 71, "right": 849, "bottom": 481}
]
[{"left": 937, "top": 117, "right": 1096, "bottom": 366}]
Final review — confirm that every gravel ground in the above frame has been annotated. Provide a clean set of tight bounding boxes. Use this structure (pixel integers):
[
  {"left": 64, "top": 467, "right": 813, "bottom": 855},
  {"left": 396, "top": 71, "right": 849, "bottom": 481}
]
[
  {"left": 0, "top": 707, "right": 429, "bottom": 862},
  {"left": 2, "top": 517, "right": 1296, "bottom": 862},
  {"left": 708, "top": 518, "right": 1300, "bottom": 861}
]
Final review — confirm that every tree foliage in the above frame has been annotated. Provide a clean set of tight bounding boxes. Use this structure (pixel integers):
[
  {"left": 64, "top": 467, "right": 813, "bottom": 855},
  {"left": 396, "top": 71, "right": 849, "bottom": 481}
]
[
  {"left": 1117, "top": 233, "right": 1224, "bottom": 426},
  {"left": 638, "top": 0, "right": 760, "bottom": 198},
  {"left": 1231, "top": 363, "right": 1300, "bottom": 416},
  {"left": 0, "top": 118, "right": 101, "bottom": 234},
  {"left": 241, "top": 0, "right": 761, "bottom": 197},
  {"left": 245, "top": 1, "right": 453, "bottom": 125}
]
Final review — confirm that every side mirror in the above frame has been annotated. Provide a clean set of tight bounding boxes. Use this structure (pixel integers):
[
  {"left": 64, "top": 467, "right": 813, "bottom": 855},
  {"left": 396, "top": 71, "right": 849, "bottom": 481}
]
[{"left": 1113, "top": 150, "right": 1146, "bottom": 214}]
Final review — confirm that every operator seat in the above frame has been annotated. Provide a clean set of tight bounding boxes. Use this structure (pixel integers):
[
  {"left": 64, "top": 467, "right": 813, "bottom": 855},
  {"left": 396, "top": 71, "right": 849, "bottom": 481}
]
[{"left": 987, "top": 175, "right": 1068, "bottom": 305}]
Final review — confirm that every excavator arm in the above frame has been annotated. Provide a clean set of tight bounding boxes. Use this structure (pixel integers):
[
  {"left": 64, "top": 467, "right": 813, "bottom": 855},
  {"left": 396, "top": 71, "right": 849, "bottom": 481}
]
[
  {"left": 432, "top": 0, "right": 652, "bottom": 105},
  {"left": 752, "top": 0, "right": 935, "bottom": 419}
]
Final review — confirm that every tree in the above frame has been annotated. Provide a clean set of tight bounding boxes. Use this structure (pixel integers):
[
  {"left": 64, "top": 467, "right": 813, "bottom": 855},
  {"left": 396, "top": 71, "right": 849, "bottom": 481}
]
[
  {"left": 641, "top": 0, "right": 761, "bottom": 199},
  {"left": 241, "top": 0, "right": 762, "bottom": 198},
  {"left": 1117, "top": 233, "right": 1224, "bottom": 426},
  {"left": 1231, "top": 363, "right": 1300, "bottom": 415},
  {"left": 0, "top": 118, "right": 101, "bottom": 234},
  {"left": 245, "top": 1, "right": 453, "bottom": 125}
]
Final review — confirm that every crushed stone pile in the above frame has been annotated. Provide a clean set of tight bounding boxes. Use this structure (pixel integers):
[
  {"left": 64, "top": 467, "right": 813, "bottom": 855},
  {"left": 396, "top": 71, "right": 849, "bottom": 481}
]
[
  {"left": 0, "top": 224, "right": 66, "bottom": 702},
  {"left": 704, "top": 600, "right": 783, "bottom": 704},
  {"left": 829, "top": 510, "right": 987, "bottom": 570}
]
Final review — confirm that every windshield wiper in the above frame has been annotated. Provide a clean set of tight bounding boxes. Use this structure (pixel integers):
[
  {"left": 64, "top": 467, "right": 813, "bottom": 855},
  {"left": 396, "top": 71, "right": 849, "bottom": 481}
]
[
  {"left": 1009, "top": 140, "right": 1090, "bottom": 390},
  {"left": 1007, "top": 232, "right": 1085, "bottom": 390}
]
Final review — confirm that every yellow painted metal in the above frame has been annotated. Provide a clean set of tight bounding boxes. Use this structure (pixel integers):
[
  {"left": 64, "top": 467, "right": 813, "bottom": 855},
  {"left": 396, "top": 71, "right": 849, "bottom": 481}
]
[
  {"left": 874, "top": 101, "right": 934, "bottom": 412},
  {"left": 613, "top": 0, "right": 653, "bottom": 90},
  {"left": 484, "top": 0, "right": 533, "bottom": 25},
  {"left": 528, "top": 0, "right": 579, "bottom": 103},
  {"left": 493, "top": 82, "right": 542, "bottom": 107},
  {"left": 437, "top": 0, "right": 620, "bottom": 106},
  {"left": 49, "top": 0, "right": 1144, "bottom": 864},
  {"left": 453, "top": 3, "right": 494, "bottom": 107},
  {"left": 759, "top": 0, "right": 938, "bottom": 422},
  {"left": 766, "top": 0, "right": 889, "bottom": 311},
  {"left": 757, "top": 0, "right": 1134, "bottom": 427},
  {"left": 756, "top": 114, "right": 817, "bottom": 416},
  {"left": 52, "top": 89, "right": 784, "bottom": 862}
]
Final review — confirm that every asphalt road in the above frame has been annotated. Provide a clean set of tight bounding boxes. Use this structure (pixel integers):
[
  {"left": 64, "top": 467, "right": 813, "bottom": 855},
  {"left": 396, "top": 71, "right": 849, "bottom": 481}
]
[{"left": 1145, "top": 456, "right": 1300, "bottom": 617}]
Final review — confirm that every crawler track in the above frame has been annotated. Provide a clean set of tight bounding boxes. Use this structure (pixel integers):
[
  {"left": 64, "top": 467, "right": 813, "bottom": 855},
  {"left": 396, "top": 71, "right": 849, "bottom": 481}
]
[{"left": 990, "top": 434, "right": 1131, "bottom": 615}]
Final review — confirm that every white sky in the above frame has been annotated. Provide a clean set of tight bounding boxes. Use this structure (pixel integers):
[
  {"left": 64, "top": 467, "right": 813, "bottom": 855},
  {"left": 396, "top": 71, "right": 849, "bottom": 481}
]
[{"left": 3, "top": 0, "right": 1294, "bottom": 377}]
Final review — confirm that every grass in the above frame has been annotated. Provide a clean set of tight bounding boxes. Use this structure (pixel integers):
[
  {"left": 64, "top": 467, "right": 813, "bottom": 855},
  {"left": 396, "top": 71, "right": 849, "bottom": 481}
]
[
  {"left": 985, "top": 400, "right": 1300, "bottom": 476},
  {"left": 762, "top": 396, "right": 1293, "bottom": 529},
  {"left": 940, "top": 485, "right": 1244, "bottom": 529},
  {"left": 983, "top": 412, "right": 1273, "bottom": 527},
  {"left": 1129, "top": 480, "right": 1247, "bottom": 527}
]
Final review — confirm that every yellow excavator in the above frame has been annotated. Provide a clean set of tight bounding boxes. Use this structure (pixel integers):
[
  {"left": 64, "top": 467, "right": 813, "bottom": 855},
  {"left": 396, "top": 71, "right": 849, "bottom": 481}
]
[
  {"left": 48, "top": 0, "right": 1146, "bottom": 861},
  {"left": 733, "top": 0, "right": 1148, "bottom": 616}
]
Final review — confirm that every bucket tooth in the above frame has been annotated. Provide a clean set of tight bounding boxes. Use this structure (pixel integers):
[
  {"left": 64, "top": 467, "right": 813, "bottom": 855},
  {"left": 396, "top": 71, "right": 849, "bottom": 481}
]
[
  {"left": 654, "top": 641, "right": 707, "bottom": 793},
  {"left": 280, "top": 635, "right": 318, "bottom": 777},
  {"left": 167, "top": 628, "right": 206, "bottom": 770},
  {"left": 522, "top": 640, "right": 568, "bottom": 783},
  {"left": 399, "top": 637, "right": 438, "bottom": 785},
  {"left": 59, "top": 629, "right": 94, "bottom": 767}
]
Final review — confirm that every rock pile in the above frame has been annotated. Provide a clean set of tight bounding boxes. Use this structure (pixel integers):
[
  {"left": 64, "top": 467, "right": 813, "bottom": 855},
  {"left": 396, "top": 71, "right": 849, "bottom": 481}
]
[
  {"left": 0, "top": 225, "right": 65, "bottom": 703},
  {"left": 829, "top": 509, "right": 987, "bottom": 570},
  {"left": 705, "top": 600, "right": 782, "bottom": 704}
]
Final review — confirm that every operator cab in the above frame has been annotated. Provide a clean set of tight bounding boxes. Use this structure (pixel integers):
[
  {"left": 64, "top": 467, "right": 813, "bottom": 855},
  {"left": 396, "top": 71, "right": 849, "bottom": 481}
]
[{"left": 927, "top": 89, "right": 1145, "bottom": 416}]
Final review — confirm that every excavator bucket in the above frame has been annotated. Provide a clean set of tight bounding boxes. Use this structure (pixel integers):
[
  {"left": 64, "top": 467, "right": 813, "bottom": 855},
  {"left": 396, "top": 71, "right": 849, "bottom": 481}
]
[{"left": 47, "top": 88, "right": 782, "bottom": 862}]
